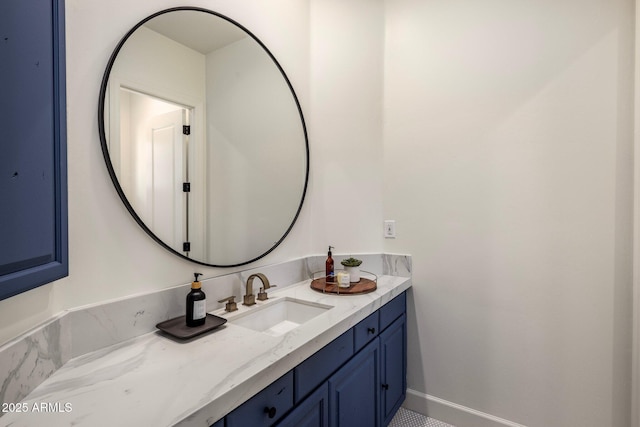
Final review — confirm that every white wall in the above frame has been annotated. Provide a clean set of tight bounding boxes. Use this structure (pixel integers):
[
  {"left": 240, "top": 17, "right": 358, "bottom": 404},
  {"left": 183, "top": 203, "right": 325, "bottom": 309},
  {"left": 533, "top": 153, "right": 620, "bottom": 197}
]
[
  {"left": 0, "top": 0, "right": 386, "bottom": 348},
  {"left": 0, "top": 1, "right": 635, "bottom": 427},
  {"left": 383, "top": 1, "right": 634, "bottom": 426},
  {"left": 633, "top": 4, "right": 640, "bottom": 427},
  {"left": 206, "top": 37, "right": 307, "bottom": 264},
  {"left": 0, "top": 0, "right": 315, "bottom": 345},
  {"left": 108, "top": 25, "right": 206, "bottom": 192},
  {"left": 308, "top": 0, "right": 385, "bottom": 255}
]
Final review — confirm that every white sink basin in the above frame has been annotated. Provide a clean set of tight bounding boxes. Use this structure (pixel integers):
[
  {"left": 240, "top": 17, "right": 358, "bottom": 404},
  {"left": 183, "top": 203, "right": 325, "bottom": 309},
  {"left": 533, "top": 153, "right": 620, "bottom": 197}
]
[{"left": 230, "top": 297, "right": 333, "bottom": 336}]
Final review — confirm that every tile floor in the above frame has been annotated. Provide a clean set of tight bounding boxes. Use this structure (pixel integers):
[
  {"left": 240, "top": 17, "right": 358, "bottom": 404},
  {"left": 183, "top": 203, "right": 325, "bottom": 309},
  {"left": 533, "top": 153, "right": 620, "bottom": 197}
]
[{"left": 389, "top": 407, "right": 456, "bottom": 427}]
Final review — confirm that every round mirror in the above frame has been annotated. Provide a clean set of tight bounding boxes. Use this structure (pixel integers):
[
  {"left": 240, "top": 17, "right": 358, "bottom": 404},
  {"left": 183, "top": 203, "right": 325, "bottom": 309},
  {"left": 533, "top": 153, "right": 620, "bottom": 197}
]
[{"left": 99, "top": 7, "right": 309, "bottom": 267}]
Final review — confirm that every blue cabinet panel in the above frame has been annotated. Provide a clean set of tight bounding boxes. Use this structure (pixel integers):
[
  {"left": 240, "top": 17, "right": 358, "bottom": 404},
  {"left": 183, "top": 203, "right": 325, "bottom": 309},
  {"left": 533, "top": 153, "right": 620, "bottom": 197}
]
[
  {"left": 220, "top": 291, "right": 407, "bottom": 427},
  {"left": 379, "top": 293, "right": 405, "bottom": 332},
  {"left": 226, "top": 371, "right": 294, "bottom": 427},
  {"left": 0, "top": 0, "right": 68, "bottom": 300},
  {"left": 380, "top": 313, "right": 407, "bottom": 425},
  {"left": 294, "top": 329, "right": 354, "bottom": 403},
  {"left": 353, "top": 311, "right": 379, "bottom": 353},
  {"left": 276, "top": 383, "right": 328, "bottom": 427},
  {"left": 328, "top": 338, "right": 380, "bottom": 427},
  {"left": 210, "top": 419, "right": 223, "bottom": 427}
]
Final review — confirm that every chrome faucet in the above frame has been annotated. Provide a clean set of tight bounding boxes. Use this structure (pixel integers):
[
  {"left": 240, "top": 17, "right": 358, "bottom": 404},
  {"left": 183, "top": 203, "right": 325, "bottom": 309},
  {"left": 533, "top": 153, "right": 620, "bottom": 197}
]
[{"left": 244, "top": 273, "right": 272, "bottom": 306}]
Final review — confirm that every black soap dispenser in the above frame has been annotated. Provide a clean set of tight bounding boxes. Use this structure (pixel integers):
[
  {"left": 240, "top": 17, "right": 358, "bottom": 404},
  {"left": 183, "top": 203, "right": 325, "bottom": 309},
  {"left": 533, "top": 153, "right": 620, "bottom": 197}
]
[{"left": 186, "top": 273, "right": 206, "bottom": 327}]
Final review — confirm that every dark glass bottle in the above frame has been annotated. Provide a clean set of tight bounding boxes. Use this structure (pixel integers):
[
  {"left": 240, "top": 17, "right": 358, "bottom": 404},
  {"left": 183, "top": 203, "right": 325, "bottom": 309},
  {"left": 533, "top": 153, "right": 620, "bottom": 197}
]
[
  {"left": 326, "top": 246, "right": 335, "bottom": 283},
  {"left": 186, "top": 273, "right": 206, "bottom": 327}
]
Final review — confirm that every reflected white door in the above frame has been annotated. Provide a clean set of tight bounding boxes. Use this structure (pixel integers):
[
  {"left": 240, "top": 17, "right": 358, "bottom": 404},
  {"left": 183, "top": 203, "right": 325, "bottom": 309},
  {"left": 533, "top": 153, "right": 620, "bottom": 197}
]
[{"left": 149, "top": 109, "right": 185, "bottom": 250}]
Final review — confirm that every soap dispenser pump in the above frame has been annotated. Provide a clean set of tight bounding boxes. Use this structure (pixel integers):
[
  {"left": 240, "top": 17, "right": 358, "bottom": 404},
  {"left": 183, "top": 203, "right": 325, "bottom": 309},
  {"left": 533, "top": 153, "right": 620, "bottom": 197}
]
[
  {"left": 186, "top": 273, "right": 206, "bottom": 327},
  {"left": 326, "top": 246, "right": 335, "bottom": 283}
]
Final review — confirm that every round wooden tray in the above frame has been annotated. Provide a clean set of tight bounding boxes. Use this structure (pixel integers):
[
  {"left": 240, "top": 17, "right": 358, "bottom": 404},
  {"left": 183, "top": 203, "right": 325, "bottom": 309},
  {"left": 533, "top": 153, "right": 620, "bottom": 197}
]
[{"left": 310, "top": 277, "right": 377, "bottom": 295}]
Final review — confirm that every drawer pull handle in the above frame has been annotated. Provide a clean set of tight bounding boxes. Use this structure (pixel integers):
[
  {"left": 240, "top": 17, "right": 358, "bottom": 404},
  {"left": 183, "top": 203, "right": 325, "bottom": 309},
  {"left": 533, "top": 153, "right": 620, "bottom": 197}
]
[
  {"left": 367, "top": 327, "right": 376, "bottom": 334},
  {"left": 381, "top": 383, "right": 389, "bottom": 390},
  {"left": 264, "top": 406, "right": 277, "bottom": 419}
]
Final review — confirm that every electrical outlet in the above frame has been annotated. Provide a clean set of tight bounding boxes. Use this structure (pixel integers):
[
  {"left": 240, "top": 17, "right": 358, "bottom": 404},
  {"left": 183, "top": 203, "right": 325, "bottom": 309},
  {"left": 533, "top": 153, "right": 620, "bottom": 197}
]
[{"left": 384, "top": 220, "right": 396, "bottom": 238}]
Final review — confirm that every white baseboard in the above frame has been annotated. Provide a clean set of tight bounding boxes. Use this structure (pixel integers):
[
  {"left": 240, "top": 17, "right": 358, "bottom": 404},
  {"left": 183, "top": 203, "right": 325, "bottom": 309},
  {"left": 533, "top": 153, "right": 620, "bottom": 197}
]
[{"left": 403, "top": 389, "right": 528, "bottom": 427}]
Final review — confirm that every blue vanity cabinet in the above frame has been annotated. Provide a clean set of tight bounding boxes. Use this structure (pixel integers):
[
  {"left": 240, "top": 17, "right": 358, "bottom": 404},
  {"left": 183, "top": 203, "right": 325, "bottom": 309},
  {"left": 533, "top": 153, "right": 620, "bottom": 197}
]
[
  {"left": 0, "top": 0, "right": 68, "bottom": 300},
  {"left": 328, "top": 337, "right": 381, "bottom": 427},
  {"left": 210, "top": 419, "right": 223, "bottom": 427},
  {"left": 276, "top": 383, "right": 329, "bottom": 427},
  {"left": 380, "top": 313, "right": 407, "bottom": 425},
  {"left": 325, "top": 299, "right": 406, "bottom": 427},
  {"left": 294, "top": 329, "right": 354, "bottom": 403},
  {"left": 225, "top": 371, "right": 294, "bottom": 427},
  {"left": 353, "top": 311, "right": 380, "bottom": 352},
  {"left": 218, "top": 292, "right": 407, "bottom": 427},
  {"left": 379, "top": 292, "right": 406, "bottom": 331}
]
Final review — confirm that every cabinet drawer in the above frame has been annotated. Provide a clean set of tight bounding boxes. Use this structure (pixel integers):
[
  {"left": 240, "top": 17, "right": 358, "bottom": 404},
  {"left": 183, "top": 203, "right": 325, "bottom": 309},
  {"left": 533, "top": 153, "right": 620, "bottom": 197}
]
[
  {"left": 379, "top": 292, "right": 406, "bottom": 332},
  {"left": 353, "top": 311, "right": 379, "bottom": 352},
  {"left": 226, "top": 371, "right": 294, "bottom": 427},
  {"left": 294, "top": 329, "right": 354, "bottom": 403}
]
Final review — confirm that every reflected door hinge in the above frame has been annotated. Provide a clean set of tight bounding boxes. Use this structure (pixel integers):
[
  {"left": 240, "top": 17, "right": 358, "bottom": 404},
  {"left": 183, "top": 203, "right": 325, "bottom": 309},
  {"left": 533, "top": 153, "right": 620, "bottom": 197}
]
[
  {"left": 183, "top": 125, "right": 191, "bottom": 135},
  {"left": 183, "top": 242, "right": 191, "bottom": 252},
  {"left": 183, "top": 182, "right": 191, "bottom": 192}
]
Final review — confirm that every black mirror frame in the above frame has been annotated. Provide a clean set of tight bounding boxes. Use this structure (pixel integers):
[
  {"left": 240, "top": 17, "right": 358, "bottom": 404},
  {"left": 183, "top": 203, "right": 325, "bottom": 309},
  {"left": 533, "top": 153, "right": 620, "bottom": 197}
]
[{"left": 98, "top": 6, "right": 309, "bottom": 268}]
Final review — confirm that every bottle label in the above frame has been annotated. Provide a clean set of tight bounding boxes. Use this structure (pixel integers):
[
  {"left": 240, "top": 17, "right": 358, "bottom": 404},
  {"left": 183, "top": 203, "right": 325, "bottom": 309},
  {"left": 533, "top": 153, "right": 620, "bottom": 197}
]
[{"left": 193, "top": 300, "right": 206, "bottom": 320}]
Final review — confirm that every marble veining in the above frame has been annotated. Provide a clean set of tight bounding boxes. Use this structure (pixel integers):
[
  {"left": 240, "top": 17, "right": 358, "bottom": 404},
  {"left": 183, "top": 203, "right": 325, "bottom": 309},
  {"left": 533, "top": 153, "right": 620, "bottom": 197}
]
[
  {"left": 0, "top": 274, "right": 410, "bottom": 426},
  {"left": 383, "top": 253, "right": 412, "bottom": 277},
  {"left": 0, "top": 315, "right": 70, "bottom": 407},
  {"left": 65, "top": 257, "right": 315, "bottom": 358},
  {"left": 0, "top": 253, "right": 410, "bottom": 424},
  {"left": 66, "top": 285, "right": 187, "bottom": 358},
  {"left": 65, "top": 254, "right": 400, "bottom": 359}
]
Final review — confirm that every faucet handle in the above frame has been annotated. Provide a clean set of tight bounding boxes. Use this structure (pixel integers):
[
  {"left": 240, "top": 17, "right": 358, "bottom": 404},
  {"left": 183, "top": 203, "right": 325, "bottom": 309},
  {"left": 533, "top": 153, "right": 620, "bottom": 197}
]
[
  {"left": 257, "top": 285, "right": 277, "bottom": 301},
  {"left": 243, "top": 293, "right": 256, "bottom": 306},
  {"left": 218, "top": 296, "right": 238, "bottom": 312}
]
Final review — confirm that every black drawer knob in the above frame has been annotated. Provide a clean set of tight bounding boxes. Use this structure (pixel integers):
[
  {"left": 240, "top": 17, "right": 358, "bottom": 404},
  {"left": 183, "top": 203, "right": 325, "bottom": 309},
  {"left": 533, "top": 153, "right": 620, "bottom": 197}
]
[
  {"left": 381, "top": 383, "right": 389, "bottom": 390},
  {"left": 367, "top": 327, "right": 376, "bottom": 334},
  {"left": 264, "top": 406, "right": 277, "bottom": 419}
]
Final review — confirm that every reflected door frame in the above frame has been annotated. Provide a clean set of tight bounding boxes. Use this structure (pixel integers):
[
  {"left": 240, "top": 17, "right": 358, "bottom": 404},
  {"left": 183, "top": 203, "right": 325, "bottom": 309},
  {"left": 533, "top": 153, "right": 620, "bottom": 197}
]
[{"left": 105, "top": 77, "right": 207, "bottom": 261}]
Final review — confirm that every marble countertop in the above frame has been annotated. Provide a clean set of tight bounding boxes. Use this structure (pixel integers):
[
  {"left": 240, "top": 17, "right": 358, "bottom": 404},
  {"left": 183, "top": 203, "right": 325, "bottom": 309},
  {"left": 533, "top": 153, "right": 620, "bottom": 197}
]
[{"left": 0, "top": 275, "right": 411, "bottom": 427}]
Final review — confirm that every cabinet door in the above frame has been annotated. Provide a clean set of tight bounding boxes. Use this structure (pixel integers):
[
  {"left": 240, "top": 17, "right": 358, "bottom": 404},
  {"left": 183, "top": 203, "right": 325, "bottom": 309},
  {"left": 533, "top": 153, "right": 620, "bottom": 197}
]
[
  {"left": 380, "top": 313, "right": 407, "bottom": 425},
  {"left": 328, "top": 338, "right": 380, "bottom": 427},
  {"left": 0, "top": 0, "right": 68, "bottom": 300},
  {"left": 276, "top": 383, "right": 328, "bottom": 427}
]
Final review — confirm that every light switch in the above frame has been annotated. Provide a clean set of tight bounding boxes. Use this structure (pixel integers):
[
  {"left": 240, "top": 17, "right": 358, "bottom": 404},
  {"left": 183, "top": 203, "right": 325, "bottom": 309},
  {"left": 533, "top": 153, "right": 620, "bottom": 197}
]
[{"left": 384, "top": 220, "right": 396, "bottom": 238}]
